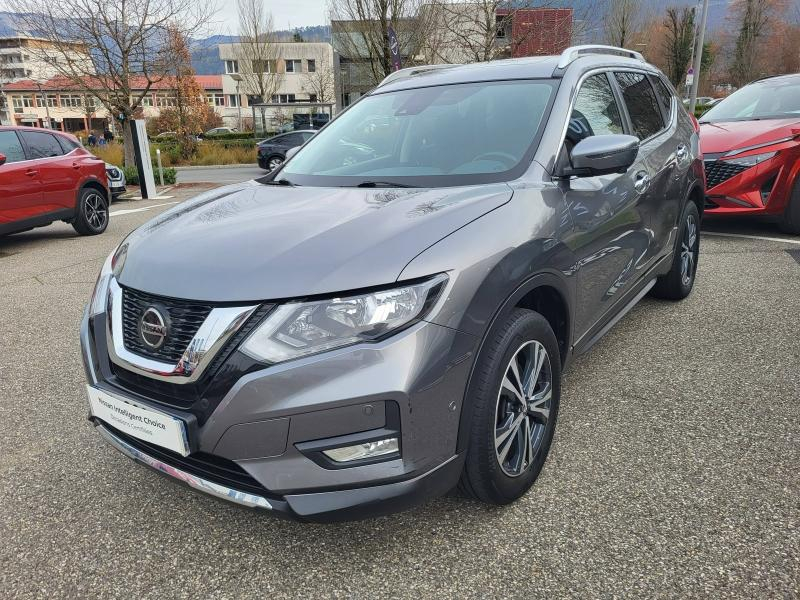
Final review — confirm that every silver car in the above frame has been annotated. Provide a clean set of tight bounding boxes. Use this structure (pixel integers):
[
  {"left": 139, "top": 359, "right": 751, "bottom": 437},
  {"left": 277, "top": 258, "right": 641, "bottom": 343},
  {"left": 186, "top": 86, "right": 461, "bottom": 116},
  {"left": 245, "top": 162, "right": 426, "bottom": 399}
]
[{"left": 81, "top": 46, "right": 704, "bottom": 521}]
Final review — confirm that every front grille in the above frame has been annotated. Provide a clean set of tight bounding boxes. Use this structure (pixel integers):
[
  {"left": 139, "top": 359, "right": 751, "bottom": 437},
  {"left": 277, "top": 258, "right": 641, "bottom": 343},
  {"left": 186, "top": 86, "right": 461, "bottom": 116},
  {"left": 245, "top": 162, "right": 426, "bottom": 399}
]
[
  {"left": 102, "top": 422, "right": 274, "bottom": 498},
  {"left": 704, "top": 160, "right": 748, "bottom": 189},
  {"left": 122, "top": 287, "right": 213, "bottom": 363}
]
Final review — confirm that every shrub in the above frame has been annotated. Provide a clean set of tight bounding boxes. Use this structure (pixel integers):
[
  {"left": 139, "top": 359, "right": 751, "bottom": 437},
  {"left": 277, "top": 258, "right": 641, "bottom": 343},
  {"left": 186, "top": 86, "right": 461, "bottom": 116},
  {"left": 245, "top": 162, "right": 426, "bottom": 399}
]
[
  {"left": 203, "top": 131, "right": 256, "bottom": 141},
  {"left": 122, "top": 165, "right": 177, "bottom": 186}
]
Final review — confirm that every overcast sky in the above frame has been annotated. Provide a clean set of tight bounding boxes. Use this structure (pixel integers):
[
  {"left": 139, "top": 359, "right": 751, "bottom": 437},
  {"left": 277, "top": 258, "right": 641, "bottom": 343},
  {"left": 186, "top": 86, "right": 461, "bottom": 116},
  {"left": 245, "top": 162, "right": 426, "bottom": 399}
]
[
  {"left": 0, "top": 0, "right": 330, "bottom": 35},
  {"left": 205, "top": 0, "right": 329, "bottom": 35}
]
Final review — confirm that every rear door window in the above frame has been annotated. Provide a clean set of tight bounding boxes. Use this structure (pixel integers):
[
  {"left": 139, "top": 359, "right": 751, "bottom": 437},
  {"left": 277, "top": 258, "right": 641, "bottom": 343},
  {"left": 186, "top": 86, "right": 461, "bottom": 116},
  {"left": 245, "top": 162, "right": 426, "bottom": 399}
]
[
  {"left": 614, "top": 72, "right": 666, "bottom": 140},
  {"left": 20, "top": 131, "right": 65, "bottom": 159},
  {"left": 0, "top": 130, "right": 27, "bottom": 163}
]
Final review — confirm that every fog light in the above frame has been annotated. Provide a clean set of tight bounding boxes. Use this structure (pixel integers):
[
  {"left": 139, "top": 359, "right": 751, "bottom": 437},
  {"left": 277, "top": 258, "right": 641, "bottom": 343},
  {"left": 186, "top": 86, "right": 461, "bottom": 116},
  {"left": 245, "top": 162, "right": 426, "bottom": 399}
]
[{"left": 322, "top": 437, "right": 399, "bottom": 463}]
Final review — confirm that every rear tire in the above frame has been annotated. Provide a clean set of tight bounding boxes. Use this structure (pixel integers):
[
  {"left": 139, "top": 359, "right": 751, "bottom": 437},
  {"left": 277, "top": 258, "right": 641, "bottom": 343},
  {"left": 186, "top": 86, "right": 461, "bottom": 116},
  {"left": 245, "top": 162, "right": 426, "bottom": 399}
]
[
  {"left": 779, "top": 179, "right": 800, "bottom": 235},
  {"left": 267, "top": 155, "right": 284, "bottom": 172},
  {"left": 459, "top": 308, "right": 560, "bottom": 505},
  {"left": 651, "top": 200, "right": 700, "bottom": 300},
  {"left": 72, "top": 187, "right": 109, "bottom": 236}
]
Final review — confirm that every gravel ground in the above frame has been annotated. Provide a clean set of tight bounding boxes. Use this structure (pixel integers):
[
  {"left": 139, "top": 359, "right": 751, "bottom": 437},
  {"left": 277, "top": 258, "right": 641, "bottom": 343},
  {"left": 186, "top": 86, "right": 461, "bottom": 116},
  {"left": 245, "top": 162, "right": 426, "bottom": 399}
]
[{"left": 0, "top": 194, "right": 798, "bottom": 599}]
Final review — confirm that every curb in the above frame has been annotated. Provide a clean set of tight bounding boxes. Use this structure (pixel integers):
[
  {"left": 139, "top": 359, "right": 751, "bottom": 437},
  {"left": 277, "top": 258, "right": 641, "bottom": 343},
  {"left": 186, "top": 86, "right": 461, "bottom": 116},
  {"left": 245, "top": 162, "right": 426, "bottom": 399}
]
[{"left": 173, "top": 163, "right": 258, "bottom": 171}]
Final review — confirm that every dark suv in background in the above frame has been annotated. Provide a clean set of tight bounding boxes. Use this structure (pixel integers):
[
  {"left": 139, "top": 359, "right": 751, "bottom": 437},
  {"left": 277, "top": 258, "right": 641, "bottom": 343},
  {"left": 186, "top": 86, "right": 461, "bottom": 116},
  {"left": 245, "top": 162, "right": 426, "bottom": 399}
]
[
  {"left": 257, "top": 130, "right": 315, "bottom": 171},
  {"left": 82, "top": 46, "right": 704, "bottom": 521}
]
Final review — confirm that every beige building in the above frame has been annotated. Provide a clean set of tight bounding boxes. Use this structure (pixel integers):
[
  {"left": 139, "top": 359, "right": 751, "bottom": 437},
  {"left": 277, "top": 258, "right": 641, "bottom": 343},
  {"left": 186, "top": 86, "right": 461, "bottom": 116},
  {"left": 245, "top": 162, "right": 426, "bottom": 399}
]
[
  {"left": 217, "top": 42, "right": 339, "bottom": 133},
  {"left": 0, "top": 36, "right": 93, "bottom": 125},
  {"left": 1, "top": 75, "right": 226, "bottom": 133}
]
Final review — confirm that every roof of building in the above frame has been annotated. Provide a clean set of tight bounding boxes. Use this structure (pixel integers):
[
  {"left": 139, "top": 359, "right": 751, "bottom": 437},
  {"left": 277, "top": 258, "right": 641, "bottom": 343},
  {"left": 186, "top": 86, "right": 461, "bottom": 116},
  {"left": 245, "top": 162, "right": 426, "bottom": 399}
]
[{"left": 3, "top": 74, "right": 223, "bottom": 92}]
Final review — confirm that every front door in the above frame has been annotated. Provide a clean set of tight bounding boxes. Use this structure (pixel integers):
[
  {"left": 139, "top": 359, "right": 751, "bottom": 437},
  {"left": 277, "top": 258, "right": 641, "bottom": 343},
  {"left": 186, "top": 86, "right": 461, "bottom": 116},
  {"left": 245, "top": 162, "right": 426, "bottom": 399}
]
[
  {"left": 0, "top": 130, "right": 43, "bottom": 225},
  {"left": 560, "top": 72, "right": 655, "bottom": 339}
]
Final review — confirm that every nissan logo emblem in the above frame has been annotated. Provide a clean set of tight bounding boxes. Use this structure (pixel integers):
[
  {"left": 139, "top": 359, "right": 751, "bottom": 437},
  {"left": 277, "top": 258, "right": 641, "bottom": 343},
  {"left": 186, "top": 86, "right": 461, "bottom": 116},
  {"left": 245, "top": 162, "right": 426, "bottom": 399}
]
[{"left": 140, "top": 307, "right": 168, "bottom": 349}]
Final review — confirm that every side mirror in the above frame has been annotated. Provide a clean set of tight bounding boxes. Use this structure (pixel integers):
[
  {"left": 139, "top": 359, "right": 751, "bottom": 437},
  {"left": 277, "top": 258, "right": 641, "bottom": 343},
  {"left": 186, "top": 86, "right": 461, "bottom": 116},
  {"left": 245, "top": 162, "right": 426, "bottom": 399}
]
[
  {"left": 0, "top": 153, "right": 6, "bottom": 167},
  {"left": 564, "top": 134, "right": 639, "bottom": 177},
  {"left": 284, "top": 146, "right": 300, "bottom": 161}
]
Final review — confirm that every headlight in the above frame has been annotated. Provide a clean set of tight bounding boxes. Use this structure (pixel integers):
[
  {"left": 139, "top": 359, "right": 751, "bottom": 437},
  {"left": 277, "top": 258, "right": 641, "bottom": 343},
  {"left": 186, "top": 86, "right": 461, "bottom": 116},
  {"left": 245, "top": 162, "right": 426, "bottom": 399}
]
[
  {"left": 88, "top": 244, "right": 127, "bottom": 316},
  {"left": 241, "top": 274, "right": 448, "bottom": 364},
  {"left": 724, "top": 151, "right": 777, "bottom": 168},
  {"left": 106, "top": 167, "right": 120, "bottom": 179}
]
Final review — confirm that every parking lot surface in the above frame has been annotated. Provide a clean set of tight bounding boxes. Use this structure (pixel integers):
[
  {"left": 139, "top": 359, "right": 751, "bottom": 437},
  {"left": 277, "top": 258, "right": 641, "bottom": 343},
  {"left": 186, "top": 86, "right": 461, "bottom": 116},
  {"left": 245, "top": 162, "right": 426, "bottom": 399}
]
[{"left": 1, "top": 192, "right": 798, "bottom": 598}]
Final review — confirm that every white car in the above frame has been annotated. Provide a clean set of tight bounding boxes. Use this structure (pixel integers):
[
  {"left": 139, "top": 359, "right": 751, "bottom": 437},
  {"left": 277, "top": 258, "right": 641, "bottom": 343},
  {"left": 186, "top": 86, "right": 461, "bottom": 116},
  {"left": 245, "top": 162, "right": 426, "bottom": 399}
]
[{"left": 105, "top": 163, "right": 126, "bottom": 200}]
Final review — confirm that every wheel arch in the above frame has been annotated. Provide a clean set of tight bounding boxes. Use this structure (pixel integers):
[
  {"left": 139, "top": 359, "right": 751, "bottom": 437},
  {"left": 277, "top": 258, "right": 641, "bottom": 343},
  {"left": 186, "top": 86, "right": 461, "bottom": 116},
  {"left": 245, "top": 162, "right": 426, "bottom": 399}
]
[
  {"left": 77, "top": 178, "right": 111, "bottom": 209},
  {"left": 455, "top": 271, "right": 573, "bottom": 455}
]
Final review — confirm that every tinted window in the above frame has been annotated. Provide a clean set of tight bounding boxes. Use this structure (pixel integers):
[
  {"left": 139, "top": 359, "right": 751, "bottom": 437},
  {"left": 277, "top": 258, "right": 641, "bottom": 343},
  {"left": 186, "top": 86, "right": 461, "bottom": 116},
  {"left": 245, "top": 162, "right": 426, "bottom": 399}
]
[
  {"left": 283, "top": 80, "right": 556, "bottom": 187},
  {"left": 0, "top": 131, "right": 27, "bottom": 163},
  {"left": 567, "top": 73, "right": 624, "bottom": 149},
  {"left": 282, "top": 133, "right": 303, "bottom": 146},
  {"left": 57, "top": 135, "right": 82, "bottom": 154},
  {"left": 614, "top": 72, "right": 665, "bottom": 140},
  {"left": 650, "top": 76, "right": 674, "bottom": 122},
  {"left": 21, "top": 131, "right": 64, "bottom": 159}
]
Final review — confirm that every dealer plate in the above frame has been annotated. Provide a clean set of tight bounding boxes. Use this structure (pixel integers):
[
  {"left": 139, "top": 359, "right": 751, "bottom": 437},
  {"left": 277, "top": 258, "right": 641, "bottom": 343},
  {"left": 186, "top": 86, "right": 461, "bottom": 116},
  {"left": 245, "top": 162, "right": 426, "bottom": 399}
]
[{"left": 87, "top": 386, "right": 190, "bottom": 456}]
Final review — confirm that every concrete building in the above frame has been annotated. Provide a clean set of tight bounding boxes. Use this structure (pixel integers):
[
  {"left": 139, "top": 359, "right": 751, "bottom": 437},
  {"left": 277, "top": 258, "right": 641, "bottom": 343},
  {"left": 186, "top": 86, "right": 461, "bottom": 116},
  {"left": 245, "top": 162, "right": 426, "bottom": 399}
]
[
  {"left": 0, "top": 36, "right": 93, "bottom": 125},
  {"left": 1, "top": 75, "right": 225, "bottom": 132},
  {"left": 217, "top": 42, "right": 339, "bottom": 133}
]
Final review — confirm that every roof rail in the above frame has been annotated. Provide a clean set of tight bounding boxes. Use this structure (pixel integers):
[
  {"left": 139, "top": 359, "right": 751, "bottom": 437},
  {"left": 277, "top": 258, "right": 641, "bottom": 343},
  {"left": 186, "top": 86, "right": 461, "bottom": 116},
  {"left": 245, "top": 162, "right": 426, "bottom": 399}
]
[
  {"left": 556, "top": 45, "right": 645, "bottom": 70},
  {"left": 378, "top": 64, "right": 457, "bottom": 87}
]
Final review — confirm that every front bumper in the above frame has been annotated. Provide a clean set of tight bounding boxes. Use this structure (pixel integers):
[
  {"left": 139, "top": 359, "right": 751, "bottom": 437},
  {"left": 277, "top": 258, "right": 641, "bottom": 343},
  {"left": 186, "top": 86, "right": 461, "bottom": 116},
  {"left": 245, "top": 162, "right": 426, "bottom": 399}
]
[{"left": 81, "top": 308, "right": 477, "bottom": 521}]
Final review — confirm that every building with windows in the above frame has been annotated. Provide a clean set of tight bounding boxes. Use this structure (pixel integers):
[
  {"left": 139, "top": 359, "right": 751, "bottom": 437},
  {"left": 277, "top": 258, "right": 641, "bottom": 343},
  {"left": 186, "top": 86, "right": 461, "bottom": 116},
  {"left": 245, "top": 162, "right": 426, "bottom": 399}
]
[
  {"left": 1, "top": 75, "right": 225, "bottom": 132},
  {"left": 0, "top": 36, "right": 94, "bottom": 125},
  {"left": 217, "top": 42, "right": 339, "bottom": 132}
]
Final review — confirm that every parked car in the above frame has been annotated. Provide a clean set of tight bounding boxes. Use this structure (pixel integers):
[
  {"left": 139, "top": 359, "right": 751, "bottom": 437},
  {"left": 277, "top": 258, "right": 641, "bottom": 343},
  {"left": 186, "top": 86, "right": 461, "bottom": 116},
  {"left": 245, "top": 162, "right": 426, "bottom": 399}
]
[
  {"left": 204, "top": 127, "right": 239, "bottom": 137},
  {"left": 257, "top": 130, "right": 315, "bottom": 171},
  {"left": 699, "top": 73, "right": 800, "bottom": 233},
  {"left": 105, "top": 163, "right": 126, "bottom": 200},
  {"left": 0, "top": 126, "right": 110, "bottom": 236},
  {"left": 81, "top": 46, "right": 703, "bottom": 521}
]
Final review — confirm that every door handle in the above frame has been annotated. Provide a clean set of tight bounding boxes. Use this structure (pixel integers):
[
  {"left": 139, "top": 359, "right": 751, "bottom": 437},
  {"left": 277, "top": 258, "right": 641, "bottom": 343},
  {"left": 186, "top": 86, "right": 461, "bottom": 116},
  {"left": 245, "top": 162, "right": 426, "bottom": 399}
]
[
  {"left": 633, "top": 171, "right": 650, "bottom": 194},
  {"left": 72, "top": 162, "right": 81, "bottom": 170},
  {"left": 25, "top": 169, "right": 38, "bottom": 177}
]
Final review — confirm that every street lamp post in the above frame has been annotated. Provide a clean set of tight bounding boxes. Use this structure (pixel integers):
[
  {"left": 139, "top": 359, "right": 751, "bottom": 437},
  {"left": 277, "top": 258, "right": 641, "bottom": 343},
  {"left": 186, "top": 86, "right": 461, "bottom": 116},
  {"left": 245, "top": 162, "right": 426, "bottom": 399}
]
[{"left": 229, "top": 73, "right": 243, "bottom": 131}]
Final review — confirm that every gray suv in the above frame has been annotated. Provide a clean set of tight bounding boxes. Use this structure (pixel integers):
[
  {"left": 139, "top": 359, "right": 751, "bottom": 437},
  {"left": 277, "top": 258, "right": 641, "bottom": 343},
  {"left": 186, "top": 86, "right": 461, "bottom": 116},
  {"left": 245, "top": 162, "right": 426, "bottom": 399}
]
[{"left": 81, "top": 46, "right": 704, "bottom": 521}]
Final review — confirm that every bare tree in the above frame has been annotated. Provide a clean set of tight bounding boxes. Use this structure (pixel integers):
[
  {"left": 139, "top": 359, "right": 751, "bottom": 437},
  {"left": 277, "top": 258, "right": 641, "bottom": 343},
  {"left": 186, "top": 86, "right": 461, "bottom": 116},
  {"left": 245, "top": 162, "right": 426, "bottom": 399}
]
[
  {"left": 729, "top": 0, "right": 773, "bottom": 86},
  {"left": 662, "top": 7, "right": 695, "bottom": 88},
  {"left": 303, "top": 59, "right": 336, "bottom": 104},
  {"left": 603, "top": 0, "right": 646, "bottom": 48},
  {"left": 8, "top": 0, "right": 215, "bottom": 166},
  {"left": 329, "top": 0, "right": 429, "bottom": 85},
  {"left": 236, "top": 0, "right": 282, "bottom": 104}
]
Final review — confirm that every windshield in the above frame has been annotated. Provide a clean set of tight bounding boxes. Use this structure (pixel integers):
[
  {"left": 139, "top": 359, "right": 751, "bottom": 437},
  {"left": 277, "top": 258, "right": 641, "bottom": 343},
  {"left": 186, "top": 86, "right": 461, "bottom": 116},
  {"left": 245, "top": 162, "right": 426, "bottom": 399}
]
[
  {"left": 280, "top": 79, "right": 557, "bottom": 187},
  {"left": 701, "top": 77, "right": 800, "bottom": 122}
]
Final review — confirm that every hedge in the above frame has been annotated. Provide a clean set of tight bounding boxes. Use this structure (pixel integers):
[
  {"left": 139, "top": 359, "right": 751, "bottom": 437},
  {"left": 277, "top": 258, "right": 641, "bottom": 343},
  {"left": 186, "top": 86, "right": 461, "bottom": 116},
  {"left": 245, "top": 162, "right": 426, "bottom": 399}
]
[
  {"left": 202, "top": 132, "right": 257, "bottom": 141},
  {"left": 123, "top": 165, "right": 177, "bottom": 186}
]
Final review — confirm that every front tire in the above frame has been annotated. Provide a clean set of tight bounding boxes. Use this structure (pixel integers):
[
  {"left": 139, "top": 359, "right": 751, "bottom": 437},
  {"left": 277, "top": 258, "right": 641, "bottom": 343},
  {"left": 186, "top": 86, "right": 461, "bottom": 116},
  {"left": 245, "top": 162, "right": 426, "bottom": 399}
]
[
  {"left": 779, "top": 179, "right": 800, "bottom": 235},
  {"left": 650, "top": 200, "right": 700, "bottom": 300},
  {"left": 459, "top": 308, "right": 561, "bottom": 505},
  {"left": 267, "top": 155, "right": 284, "bottom": 172},
  {"left": 72, "top": 187, "right": 109, "bottom": 236}
]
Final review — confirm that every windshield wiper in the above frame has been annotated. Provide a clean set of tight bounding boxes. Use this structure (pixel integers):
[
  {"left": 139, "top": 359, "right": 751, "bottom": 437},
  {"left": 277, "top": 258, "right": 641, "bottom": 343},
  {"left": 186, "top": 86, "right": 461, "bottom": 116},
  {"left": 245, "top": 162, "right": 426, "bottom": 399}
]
[
  {"left": 355, "top": 180, "right": 418, "bottom": 188},
  {"left": 265, "top": 178, "right": 297, "bottom": 187}
]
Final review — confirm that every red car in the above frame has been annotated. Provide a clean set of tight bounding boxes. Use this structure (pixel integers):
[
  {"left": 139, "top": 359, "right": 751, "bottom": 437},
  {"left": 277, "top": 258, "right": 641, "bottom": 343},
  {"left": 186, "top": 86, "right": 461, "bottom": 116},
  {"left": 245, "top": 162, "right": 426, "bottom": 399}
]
[
  {"left": 0, "top": 126, "right": 110, "bottom": 237},
  {"left": 699, "top": 74, "right": 800, "bottom": 233}
]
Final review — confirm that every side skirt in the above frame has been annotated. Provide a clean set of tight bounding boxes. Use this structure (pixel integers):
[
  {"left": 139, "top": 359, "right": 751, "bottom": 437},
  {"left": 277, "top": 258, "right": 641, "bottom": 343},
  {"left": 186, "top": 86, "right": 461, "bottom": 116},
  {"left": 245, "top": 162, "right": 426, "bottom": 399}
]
[{"left": 0, "top": 208, "right": 74, "bottom": 236}]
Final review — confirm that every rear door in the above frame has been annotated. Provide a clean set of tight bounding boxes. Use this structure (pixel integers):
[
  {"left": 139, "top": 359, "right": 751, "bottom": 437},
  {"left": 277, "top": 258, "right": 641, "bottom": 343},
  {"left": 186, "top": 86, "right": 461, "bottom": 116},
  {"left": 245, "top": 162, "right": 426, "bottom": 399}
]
[
  {"left": 561, "top": 72, "right": 654, "bottom": 338},
  {"left": 612, "top": 71, "right": 677, "bottom": 264},
  {"left": 0, "top": 130, "right": 43, "bottom": 224},
  {"left": 19, "top": 130, "right": 77, "bottom": 211}
]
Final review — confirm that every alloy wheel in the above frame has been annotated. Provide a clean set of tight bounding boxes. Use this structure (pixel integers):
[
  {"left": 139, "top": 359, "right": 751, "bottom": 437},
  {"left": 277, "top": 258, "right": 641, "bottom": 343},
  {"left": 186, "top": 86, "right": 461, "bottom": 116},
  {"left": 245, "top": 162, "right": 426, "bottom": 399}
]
[
  {"left": 85, "top": 193, "right": 108, "bottom": 230},
  {"left": 268, "top": 157, "right": 283, "bottom": 171},
  {"left": 494, "top": 340, "right": 553, "bottom": 478},
  {"left": 680, "top": 213, "right": 698, "bottom": 287}
]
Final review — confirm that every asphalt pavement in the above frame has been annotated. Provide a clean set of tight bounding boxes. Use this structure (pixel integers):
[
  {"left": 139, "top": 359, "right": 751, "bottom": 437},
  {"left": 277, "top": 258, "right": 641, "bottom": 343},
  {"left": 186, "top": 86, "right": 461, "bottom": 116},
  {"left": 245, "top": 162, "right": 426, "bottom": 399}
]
[
  {"left": 0, "top": 192, "right": 798, "bottom": 598},
  {"left": 176, "top": 165, "right": 264, "bottom": 184}
]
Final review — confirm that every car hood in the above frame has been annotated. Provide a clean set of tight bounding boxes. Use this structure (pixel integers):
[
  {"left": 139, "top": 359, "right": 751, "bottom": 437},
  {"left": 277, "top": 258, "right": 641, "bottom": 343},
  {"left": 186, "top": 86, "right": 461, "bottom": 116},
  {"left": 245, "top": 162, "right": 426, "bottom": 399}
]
[
  {"left": 117, "top": 180, "right": 512, "bottom": 302},
  {"left": 699, "top": 118, "right": 800, "bottom": 154}
]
